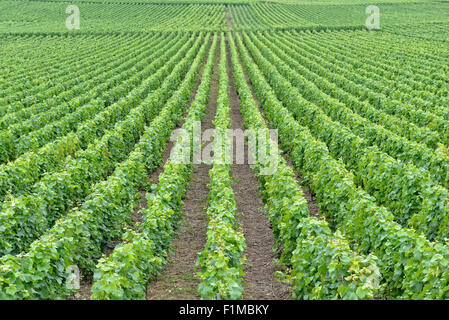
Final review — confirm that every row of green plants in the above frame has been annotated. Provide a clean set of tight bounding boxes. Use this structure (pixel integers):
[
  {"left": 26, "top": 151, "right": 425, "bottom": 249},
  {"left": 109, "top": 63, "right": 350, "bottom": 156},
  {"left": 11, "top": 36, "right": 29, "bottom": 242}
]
[
  {"left": 242, "top": 31, "right": 449, "bottom": 242},
  {"left": 234, "top": 31, "right": 449, "bottom": 299},
  {"left": 259, "top": 31, "right": 442, "bottom": 149},
  {"left": 228, "top": 3, "right": 366, "bottom": 32},
  {"left": 270, "top": 31, "right": 449, "bottom": 150},
  {"left": 334, "top": 29, "right": 449, "bottom": 88},
  {"left": 196, "top": 35, "right": 246, "bottom": 300},
  {"left": 299, "top": 30, "right": 449, "bottom": 114},
  {"left": 0, "top": 33, "right": 152, "bottom": 131},
  {"left": 0, "top": 33, "right": 185, "bottom": 203},
  {"left": 157, "top": 4, "right": 227, "bottom": 31},
  {"left": 249, "top": 31, "right": 449, "bottom": 191},
  {"left": 312, "top": 29, "right": 449, "bottom": 90},
  {"left": 0, "top": 1, "right": 229, "bottom": 33},
  {"left": 384, "top": 22, "right": 449, "bottom": 46},
  {"left": 228, "top": 33, "right": 379, "bottom": 300},
  {"left": 0, "top": 33, "right": 182, "bottom": 164},
  {"left": 227, "top": 3, "right": 369, "bottom": 31},
  {"left": 0, "top": 34, "right": 203, "bottom": 256},
  {"left": 0, "top": 33, "right": 155, "bottom": 134},
  {"left": 293, "top": 30, "right": 449, "bottom": 133},
  {"left": 0, "top": 34, "right": 133, "bottom": 122},
  {"left": 0, "top": 33, "right": 211, "bottom": 300},
  {"left": 0, "top": 33, "right": 126, "bottom": 108},
  {"left": 90, "top": 34, "right": 216, "bottom": 300},
  {"left": 247, "top": 29, "right": 449, "bottom": 186},
  {"left": 233, "top": 3, "right": 315, "bottom": 30}
]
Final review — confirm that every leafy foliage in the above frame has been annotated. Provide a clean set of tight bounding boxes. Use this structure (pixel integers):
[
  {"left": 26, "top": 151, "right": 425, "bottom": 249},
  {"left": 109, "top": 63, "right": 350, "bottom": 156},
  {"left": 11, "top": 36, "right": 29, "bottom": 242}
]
[
  {"left": 197, "top": 35, "right": 246, "bottom": 300},
  {"left": 0, "top": 33, "right": 207, "bottom": 299},
  {"left": 234, "top": 31, "right": 449, "bottom": 299},
  {"left": 0, "top": 33, "right": 199, "bottom": 256},
  {"left": 91, "top": 34, "right": 215, "bottom": 300},
  {"left": 229, "top": 33, "right": 379, "bottom": 299}
]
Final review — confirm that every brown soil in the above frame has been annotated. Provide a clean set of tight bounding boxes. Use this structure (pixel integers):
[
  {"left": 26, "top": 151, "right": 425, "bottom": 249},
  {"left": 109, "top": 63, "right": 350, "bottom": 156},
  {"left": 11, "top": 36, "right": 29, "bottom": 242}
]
[
  {"left": 70, "top": 37, "right": 213, "bottom": 301},
  {"left": 226, "top": 8, "right": 233, "bottom": 29},
  {"left": 225, "top": 36, "right": 291, "bottom": 300},
  {"left": 235, "top": 35, "right": 322, "bottom": 220},
  {"left": 146, "top": 38, "right": 220, "bottom": 300}
]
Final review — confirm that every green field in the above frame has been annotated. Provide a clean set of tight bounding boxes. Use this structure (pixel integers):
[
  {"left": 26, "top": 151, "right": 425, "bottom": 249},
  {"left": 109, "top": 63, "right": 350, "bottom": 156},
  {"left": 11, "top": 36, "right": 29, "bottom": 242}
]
[{"left": 0, "top": 0, "right": 449, "bottom": 300}]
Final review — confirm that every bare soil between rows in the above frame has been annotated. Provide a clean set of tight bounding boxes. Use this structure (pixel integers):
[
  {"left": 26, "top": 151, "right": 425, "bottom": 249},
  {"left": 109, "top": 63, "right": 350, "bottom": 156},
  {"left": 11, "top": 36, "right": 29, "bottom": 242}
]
[
  {"left": 146, "top": 37, "right": 220, "bottom": 300},
  {"left": 226, "top": 8, "right": 233, "bottom": 29},
  {"left": 225, "top": 36, "right": 291, "bottom": 300},
  {"left": 235, "top": 35, "right": 322, "bottom": 220}
]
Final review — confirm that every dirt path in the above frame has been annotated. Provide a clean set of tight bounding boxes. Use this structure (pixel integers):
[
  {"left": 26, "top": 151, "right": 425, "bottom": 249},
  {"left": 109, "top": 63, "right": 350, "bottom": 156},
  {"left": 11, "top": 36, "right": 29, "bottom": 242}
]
[
  {"left": 235, "top": 36, "right": 322, "bottom": 220},
  {"left": 226, "top": 8, "right": 233, "bottom": 29},
  {"left": 225, "top": 36, "right": 291, "bottom": 300},
  {"left": 146, "top": 38, "right": 220, "bottom": 300}
]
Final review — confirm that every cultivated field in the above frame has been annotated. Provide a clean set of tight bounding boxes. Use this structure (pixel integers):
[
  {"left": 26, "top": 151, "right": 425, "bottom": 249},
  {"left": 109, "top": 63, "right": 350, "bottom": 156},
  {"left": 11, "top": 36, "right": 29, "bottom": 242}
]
[{"left": 0, "top": 0, "right": 449, "bottom": 300}]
